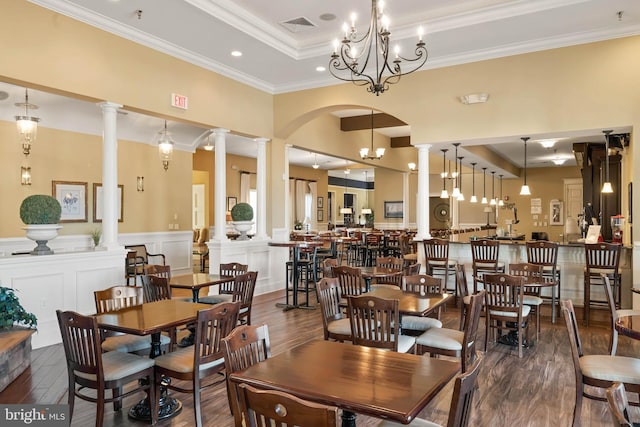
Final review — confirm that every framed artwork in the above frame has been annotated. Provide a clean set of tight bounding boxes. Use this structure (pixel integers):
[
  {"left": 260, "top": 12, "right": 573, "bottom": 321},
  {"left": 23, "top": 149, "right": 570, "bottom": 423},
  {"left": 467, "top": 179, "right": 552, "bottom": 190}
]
[
  {"left": 93, "top": 183, "right": 124, "bottom": 222},
  {"left": 227, "top": 196, "right": 237, "bottom": 211},
  {"left": 384, "top": 201, "right": 403, "bottom": 218},
  {"left": 550, "top": 200, "right": 563, "bottom": 226},
  {"left": 317, "top": 209, "right": 324, "bottom": 222},
  {"left": 52, "top": 181, "right": 88, "bottom": 223},
  {"left": 317, "top": 197, "right": 324, "bottom": 209}
]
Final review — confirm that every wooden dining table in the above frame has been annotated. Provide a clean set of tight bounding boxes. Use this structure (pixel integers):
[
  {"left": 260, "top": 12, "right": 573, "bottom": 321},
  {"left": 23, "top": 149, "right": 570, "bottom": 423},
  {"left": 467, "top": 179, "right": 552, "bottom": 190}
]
[
  {"left": 230, "top": 340, "right": 459, "bottom": 427},
  {"left": 360, "top": 266, "right": 403, "bottom": 291},
  {"left": 615, "top": 312, "right": 640, "bottom": 340},
  {"left": 169, "top": 273, "right": 233, "bottom": 302},
  {"left": 96, "top": 299, "right": 211, "bottom": 421},
  {"left": 366, "top": 287, "right": 451, "bottom": 318}
]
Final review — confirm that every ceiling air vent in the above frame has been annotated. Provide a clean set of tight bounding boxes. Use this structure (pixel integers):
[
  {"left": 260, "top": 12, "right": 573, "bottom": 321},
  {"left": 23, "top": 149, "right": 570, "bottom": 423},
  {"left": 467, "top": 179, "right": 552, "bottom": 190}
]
[{"left": 280, "top": 17, "right": 316, "bottom": 33}]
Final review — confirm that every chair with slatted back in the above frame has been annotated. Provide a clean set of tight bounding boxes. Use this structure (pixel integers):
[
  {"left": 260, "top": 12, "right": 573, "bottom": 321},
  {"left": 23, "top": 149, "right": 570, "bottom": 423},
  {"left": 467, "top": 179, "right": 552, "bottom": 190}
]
[
  {"left": 603, "top": 274, "right": 640, "bottom": 356},
  {"left": 584, "top": 242, "right": 622, "bottom": 327},
  {"left": 233, "top": 271, "right": 258, "bottom": 325},
  {"left": 399, "top": 233, "right": 418, "bottom": 269},
  {"left": 199, "top": 262, "right": 249, "bottom": 305},
  {"left": 606, "top": 383, "right": 637, "bottom": 427},
  {"left": 364, "top": 233, "right": 383, "bottom": 266},
  {"left": 526, "top": 241, "right": 560, "bottom": 323},
  {"left": 222, "top": 324, "right": 272, "bottom": 426},
  {"left": 399, "top": 275, "right": 444, "bottom": 334},
  {"left": 347, "top": 295, "right": 416, "bottom": 353},
  {"left": 471, "top": 239, "right": 504, "bottom": 293},
  {"left": 237, "top": 383, "right": 338, "bottom": 427},
  {"left": 146, "top": 264, "right": 171, "bottom": 279},
  {"left": 456, "top": 265, "right": 471, "bottom": 331},
  {"left": 56, "top": 310, "right": 157, "bottom": 427},
  {"left": 154, "top": 301, "right": 240, "bottom": 427},
  {"left": 316, "top": 277, "right": 351, "bottom": 342},
  {"left": 562, "top": 299, "right": 640, "bottom": 427},
  {"left": 416, "top": 291, "right": 485, "bottom": 373},
  {"left": 405, "top": 262, "right": 421, "bottom": 276},
  {"left": 323, "top": 258, "right": 339, "bottom": 279},
  {"left": 423, "top": 238, "right": 458, "bottom": 296},
  {"left": 142, "top": 274, "right": 172, "bottom": 302},
  {"left": 483, "top": 273, "right": 529, "bottom": 358},
  {"left": 508, "top": 263, "right": 544, "bottom": 341},
  {"left": 94, "top": 285, "right": 171, "bottom": 355},
  {"left": 371, "top": 256, "right": 404, "bottom": 290},
  {"left": 378, "top": 351, "right": 484, "bottom": 427},
  {"left": 333, "top": 266, "right": 366, "bottom": 306}
]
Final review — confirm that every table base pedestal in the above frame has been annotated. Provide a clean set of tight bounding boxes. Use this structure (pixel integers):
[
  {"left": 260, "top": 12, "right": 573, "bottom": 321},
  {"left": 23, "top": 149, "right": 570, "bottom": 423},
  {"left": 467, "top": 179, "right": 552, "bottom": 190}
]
[
  {"left": 496, "top": 322, "right": 531, "bottom": 348},
  {"left": 128, "top": 377, "right": 182, "bottom": 421},
  {"left": 341, "top": 409, "right": 357, "bottom": 427}
]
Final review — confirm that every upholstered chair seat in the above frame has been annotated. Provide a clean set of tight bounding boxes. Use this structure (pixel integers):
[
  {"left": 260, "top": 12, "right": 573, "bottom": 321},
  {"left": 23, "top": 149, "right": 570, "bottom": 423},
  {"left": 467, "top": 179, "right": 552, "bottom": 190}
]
[
  {"left": 416, "top": 328, "right": 464, "bottom": 352},
  {"left": 102, "top": 333, "right": 171, "bottom": 354}
]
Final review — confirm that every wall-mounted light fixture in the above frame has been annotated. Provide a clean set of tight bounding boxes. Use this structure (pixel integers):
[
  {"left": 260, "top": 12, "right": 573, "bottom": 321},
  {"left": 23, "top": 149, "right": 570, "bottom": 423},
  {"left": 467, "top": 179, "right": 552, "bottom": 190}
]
[
  {"left": 408, "top": 162, "right": 417, "bottom": 171},
  {"left": 21, "top": 166, "right": 31, "bottom": 186},
  {"left": 136, "top": 176, "right": 144, "bottom": 192},
  {"left": 459, "top": 93, "right": 489, "bottom": 105}
]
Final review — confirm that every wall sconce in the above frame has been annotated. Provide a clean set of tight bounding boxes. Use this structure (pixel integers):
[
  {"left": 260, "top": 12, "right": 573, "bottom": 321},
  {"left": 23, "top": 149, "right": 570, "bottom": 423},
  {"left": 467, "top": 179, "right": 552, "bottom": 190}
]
[
  {"left": 460, "top": 93, "right": 489, "bottom": 105},
  {"left": 15, "top": 88, "right": 39, "bottom": 156},
  {"left": 21, "top": 166, "right": 31, "bottom": 186},
  {"left": 136, "top": 176, "right": 144, "bottom": 192}
]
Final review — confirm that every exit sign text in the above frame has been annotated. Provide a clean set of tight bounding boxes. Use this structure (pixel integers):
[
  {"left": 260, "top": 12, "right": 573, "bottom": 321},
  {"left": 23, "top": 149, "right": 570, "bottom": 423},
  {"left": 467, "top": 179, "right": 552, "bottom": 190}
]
[{"left": 171, "top": 93, "right": 188, "bottom": 110}]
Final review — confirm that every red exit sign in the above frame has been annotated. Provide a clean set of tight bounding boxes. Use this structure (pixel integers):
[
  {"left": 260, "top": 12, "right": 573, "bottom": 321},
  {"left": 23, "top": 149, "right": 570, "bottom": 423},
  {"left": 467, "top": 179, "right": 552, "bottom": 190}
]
[{"left": 171, "top": 93, "right": 188, "bottom": 110}]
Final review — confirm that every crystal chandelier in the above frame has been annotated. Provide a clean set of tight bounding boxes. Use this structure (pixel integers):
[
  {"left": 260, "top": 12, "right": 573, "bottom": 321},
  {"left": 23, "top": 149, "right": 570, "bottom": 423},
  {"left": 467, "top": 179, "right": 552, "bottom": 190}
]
[
  {"left": 156, "top": 120, "right": 174, "bottom": 171},
  {"left": 360, "top": 111, "right": 385, "bottom": 160},
  {"left": 330, "top": 0, "right": 428, "bottom": 96},
  {"left": 15, "top": 88, "right": 39, "bottom": 155}
]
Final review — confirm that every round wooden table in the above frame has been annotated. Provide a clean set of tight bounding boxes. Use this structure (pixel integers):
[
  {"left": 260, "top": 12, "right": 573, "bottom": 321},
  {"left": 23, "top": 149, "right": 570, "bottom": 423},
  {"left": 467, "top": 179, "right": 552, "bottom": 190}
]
[{"left": 615, "top": 312, "right": 640, "bottom": 340}]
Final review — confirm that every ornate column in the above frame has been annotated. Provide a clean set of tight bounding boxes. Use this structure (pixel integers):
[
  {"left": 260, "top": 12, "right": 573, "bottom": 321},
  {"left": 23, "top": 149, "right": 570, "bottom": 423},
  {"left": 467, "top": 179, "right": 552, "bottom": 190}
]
[
  {"left": 98, "top": 102, "right": 122, "bottom": 250},
  {"left": 254, "top": 138, "right": 270, "bottom": 240},
  {"left": 213, "top": 128, "right": 229, "bottom": 241},
  {"left": 415, "top": 144, "right": 432, "bottom": 240}
]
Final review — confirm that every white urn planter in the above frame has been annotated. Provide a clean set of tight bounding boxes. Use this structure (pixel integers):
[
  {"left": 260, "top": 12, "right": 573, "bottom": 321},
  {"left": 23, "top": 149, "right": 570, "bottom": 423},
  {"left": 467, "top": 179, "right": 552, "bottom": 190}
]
[
  {"left": 23, "top": 224, "right": 62, "bottom": 255},
  {"left": 232, "top": 221, "right": 253, "bottom": 241}
]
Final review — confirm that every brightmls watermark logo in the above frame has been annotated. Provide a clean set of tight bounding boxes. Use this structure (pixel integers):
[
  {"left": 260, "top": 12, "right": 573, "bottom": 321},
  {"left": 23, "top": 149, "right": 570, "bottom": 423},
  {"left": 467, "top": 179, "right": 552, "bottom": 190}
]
[{"left": 1, "top": 405, "right": 68, "bottom": 426}]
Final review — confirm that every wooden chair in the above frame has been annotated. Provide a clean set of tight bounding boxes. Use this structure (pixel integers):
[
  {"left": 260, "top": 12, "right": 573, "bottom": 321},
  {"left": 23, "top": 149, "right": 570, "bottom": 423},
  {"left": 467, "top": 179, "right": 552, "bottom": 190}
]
[
  {"left": 364, "top": 233, "right": 384, "bottom": 266},
  {"left": 455, "top": 265, "right": 471, "bottom": 330},
  {"left": 399, "top": 275, "right": 444, "bottom": 333},
  {"left": 222, "top": 324, "right": 272, "bottom": 427},
  {"left": 470, "top": 239, "right": 504, "bottom": 293},
  {"left": 423, "top": 238, "right": 458, "bottom": 295},
  {"left": 146, "top": 264, "right": 171, "bottom": 280},
  {"left": 584, "top": 242, "right": 622, "bottom": 326},
  {"left": 237, "top": 383, "right": 338, "bottom": 427},
  {"left": 347, "top": 295, "right": 416, "bottom": 353},
  {"left": 399, "top": 233, "right": 418, "bottom": 268},
  {"left": 323, "top": 257, "right": 339, "bottom": 278},
  {"left": 234, "top": 271, "right": 258, "bottom": 325},
  {"left": 483, "top": 273, "right": 529, "bottom": 358},
  {"left": 508, "top": 263, "right": 544, "bottom": 340},
  {"left": 404, "top": 262, "right": 421, "bottom": 276},
  {"left": 606, "top": 383, "right": 637, "bottom": 427},
  {"left": 526, "top": 241, "right": 560, "bottom": 322},
  {"left": 142, "top": 274, "right": 172, "bottom": 302},
  {"left": 199, "top": 262, "right": 249, "bottom": 304},
  {"left": 125, "top": 251, "right": 143, "bottom": 286},
  {"left": 603, "top": 274, "right": 640, "bottom": 356},
  {"left": 416, "top": 291, "right": 485, "bottom": 373},
  {"left": 154, "top": 302, "right": 240, "bottom": 427},
  {"left": 315, "top": 277, "right": 351, "bottom": 342},
  {"left": 125, "top": 243, "right": 166, "bottom": 266},
  {"left": 378, "top": 351, "right": 484, "bottom": 427},
  {"left": 333, "top": 266, "right": 366, "bottom": 303},
  {"left": 93, "top": 285, "right": 170, "bottom": 355},
  {"left": 562, "top": 299, "right": 640, "bottom": 427},
  {"left": 56, "top": 310, "right": 157, "bottom": 427}
]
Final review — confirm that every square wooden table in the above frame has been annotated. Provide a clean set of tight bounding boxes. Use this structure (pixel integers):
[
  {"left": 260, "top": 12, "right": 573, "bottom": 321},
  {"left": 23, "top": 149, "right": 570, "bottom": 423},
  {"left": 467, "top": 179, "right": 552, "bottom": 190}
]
[
  {"left": 366, "top": 287, "right": 451, "bottom": 317},
  {"left": 230, "top": 340, "right": 459, "bottom": 427},
  {"left": 170, "top": 273, "right": 233, "bottom": 302}
]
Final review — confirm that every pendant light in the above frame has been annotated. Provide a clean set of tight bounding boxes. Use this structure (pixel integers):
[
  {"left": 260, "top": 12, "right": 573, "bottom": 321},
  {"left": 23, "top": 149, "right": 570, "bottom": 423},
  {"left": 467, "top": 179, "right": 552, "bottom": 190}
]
[
  {"left": 490, "top": 171, "right": 497, "bottom": 205},
  {"left": 451, "top": 143, "right": 461, "bottom": 198},
  {"left": 15, "top": 88, "right": 39, "bottom": 156},
  {"left": 156, "top": 120, "right": 174, "bottom": 171},
  {"left": 457, "top": 156, "right": 465, "bottom": 201},
  {"left": 498, "top": 174, "right": 505, "bottom": 206},
  {"left": 312, "top": 153, "right": 320, "bottom": 169},
  {"left": 440, "top": 149, "right": 449, "bottom": 198},
  {"left": 481, "top": 167, "right": 488, "bottom": 204},
  {"left": 601, "top": 130, "right": 613, "bottom": 193},
  {"left": 470, "top": 162, "right": 478, "bottom": 203},
  {"left": 520, "top": 137, "right": 531, "bottom": 195}
]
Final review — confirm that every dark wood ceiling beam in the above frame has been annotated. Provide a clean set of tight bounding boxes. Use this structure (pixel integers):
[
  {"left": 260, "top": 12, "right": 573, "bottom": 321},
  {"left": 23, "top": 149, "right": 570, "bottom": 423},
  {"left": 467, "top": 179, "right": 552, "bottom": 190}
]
[
  {"left": 391, "top": 136, "right": 411, "bottom": 147},
  {"left": 340, "top": 113, "right": 407, "bottom": 131}
]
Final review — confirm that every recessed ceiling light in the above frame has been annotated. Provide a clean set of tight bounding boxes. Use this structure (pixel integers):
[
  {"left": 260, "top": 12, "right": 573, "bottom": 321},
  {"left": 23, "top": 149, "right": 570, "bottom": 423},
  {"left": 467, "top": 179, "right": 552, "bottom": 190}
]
[
  {"left": 231, "top": 50, "right": 242, "bottom": 57},
  {"left": 539, "top": 139, "right": 556, "bottom": 148},
  {"left": 316, "top": 66, "right": 326, "bottom": 72}
]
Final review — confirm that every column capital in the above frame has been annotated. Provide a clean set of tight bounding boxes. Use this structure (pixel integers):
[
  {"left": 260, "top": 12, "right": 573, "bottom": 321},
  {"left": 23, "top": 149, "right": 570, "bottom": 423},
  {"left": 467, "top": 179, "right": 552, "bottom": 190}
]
[
  {"left": 254, "top": 137, "right": 270, "bottom": 144},
  {"left": 213, "top": 128, "right": 230, "bottom": 135},
  {"left": 97, "top": 101, "right": 123, "bottom": 111},
  {"left": 414, "top": 143, "right": 432, "bottom": 151}
]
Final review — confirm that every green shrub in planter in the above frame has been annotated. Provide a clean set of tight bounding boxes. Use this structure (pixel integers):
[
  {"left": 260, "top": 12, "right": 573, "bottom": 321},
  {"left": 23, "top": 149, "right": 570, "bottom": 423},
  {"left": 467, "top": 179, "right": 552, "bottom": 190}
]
[
  {"left": 0, "top": 287, "right": 37, "bottom": 330},
  {"left": 231, "top": 202, "right": 254, "bottom": 221},
  {"left": 20, "top": 195, "right": 62, "bottom": 225}
]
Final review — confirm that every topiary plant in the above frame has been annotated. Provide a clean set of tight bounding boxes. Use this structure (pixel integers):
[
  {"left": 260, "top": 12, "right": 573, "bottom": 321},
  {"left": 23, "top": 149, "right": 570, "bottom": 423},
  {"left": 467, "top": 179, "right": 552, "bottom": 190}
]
[
  {"left": 0, "top": 287, "right": 37, "bottom": 330},
  {"left": 231, "top": 202, "right": 254, "bottom": 221},
  {"left": 20, "top": 195, "right": 62, "bottom": 225}
]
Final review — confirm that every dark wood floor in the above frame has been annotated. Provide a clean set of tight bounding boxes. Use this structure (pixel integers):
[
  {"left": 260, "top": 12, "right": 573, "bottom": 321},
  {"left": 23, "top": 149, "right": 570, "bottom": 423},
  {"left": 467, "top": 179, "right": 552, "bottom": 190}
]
[{"left": 2, "top": 290, "right": 639, "bottom": 427}]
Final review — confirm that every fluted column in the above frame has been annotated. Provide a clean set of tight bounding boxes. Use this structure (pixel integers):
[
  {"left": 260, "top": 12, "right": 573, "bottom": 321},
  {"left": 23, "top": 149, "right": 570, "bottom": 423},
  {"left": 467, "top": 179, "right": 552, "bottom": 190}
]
[
  {"left": 415, "top": 144, "right": 432, "bottom": 240},
  {"left": 213, "top": 128, "right": 229, "bottom": 241},
  {"left": 254, "top": 138, "right": 270, "bottom": 240},
  {"left": 98, "top": 102, "right": 122, "bottom": 250}
]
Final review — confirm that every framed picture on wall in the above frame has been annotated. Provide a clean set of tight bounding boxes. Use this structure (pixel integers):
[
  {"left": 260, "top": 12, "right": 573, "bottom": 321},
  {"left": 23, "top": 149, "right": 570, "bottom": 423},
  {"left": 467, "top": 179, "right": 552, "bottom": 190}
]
[
  {"left": 317, "top": 197, "right": 324, "bottom": 209},
  {"left": 93, "top": 183, "right": 124, "bottom": 222},
  {"left": 550, "top": 200, "right": 563, "bottom": 226},
  {"left": 384, "top": 201, "right": 403, "bottom": 218},
  {"left": 317, "top": 210, "right": 323, "bottom": 222},
  {"left": 52, "top": 181, "right": 88, "bottom": 223},
  {"left": 227, "top": 196, "right": 237, "bottom": 211}
]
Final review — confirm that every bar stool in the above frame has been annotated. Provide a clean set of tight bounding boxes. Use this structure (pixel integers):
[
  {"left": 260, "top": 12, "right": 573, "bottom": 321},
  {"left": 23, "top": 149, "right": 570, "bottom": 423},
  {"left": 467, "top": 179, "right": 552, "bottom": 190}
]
[
  {"left": 423, "top": 238, "right": 458, "bottom": 297},
  {"left": 584, "top": 242, "right": 622, "bottom": 327},
  {"left": 471, "top": 239, "right": 504, "bottom": 293},
  {"left": 526, "top": 241, "right": 560, "bottom": 323}
]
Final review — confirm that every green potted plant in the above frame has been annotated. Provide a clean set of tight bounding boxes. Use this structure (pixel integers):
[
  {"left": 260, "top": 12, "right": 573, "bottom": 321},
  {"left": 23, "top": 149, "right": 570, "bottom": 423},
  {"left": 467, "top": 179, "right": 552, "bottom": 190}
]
[
  {"left": 20, "top": 195, "right": 63, "bottom": 255},
  {"left": 90, "top": 227, "right": 102, "bottom": 248},
  {"left": 230, "top": 202, "right": 254, "bottom": 240},
  {"left": 0, "top": 287, "right": 37, "bottom": 330}
]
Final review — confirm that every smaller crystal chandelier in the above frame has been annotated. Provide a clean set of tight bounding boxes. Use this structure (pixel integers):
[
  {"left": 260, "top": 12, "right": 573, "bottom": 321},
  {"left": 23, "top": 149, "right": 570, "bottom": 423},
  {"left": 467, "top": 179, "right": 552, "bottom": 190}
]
[
  {"left": 360, "top": 111, "right": 385, "bottom": 160},
  {"left": 330, "top": 0, "right": 428, "bottom": 95},
  {"left": 15, "top": 88, "right": 39, "bottom": 156},
  {"left": 156, "top": 120, "right": 174, "bottom": 171},
  {"left": 21, "top": 166, "right": 32, "bottom": 186}
]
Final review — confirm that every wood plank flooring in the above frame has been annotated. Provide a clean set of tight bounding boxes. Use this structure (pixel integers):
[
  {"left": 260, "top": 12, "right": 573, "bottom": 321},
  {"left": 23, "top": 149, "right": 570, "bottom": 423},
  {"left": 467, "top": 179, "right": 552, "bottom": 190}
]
[{"left": 2, "top": 290, "right": 639, "bottom": 427}]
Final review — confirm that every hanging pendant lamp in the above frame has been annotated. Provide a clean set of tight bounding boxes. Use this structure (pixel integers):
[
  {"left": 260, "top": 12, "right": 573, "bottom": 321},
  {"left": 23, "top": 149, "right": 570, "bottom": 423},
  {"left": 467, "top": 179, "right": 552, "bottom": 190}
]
[
  {"left": 520, "top": 137, "right": 531, "bottom": 195},
  {"left": 470, "top": 162, "right": 477, "bottom": 203},
  {"left": 490, "top": 171, "right": 497, "bottom": 205},
  {"left": 440, "top": 149, "right": 449, "bottom": 198},
  {"left": 601, "top": 130, "right": 613, "bottom": 193},
  {"left": 451, "top": 143, "right": 461, "bottom": 198},
  {"left": 498, "top": 174, "right": 505, "bottom": 206},
  {"left": 457, "top": 156, "right": 465, "bottom": 201},
  {"left": 481, "top": 167, "right": 488, "bottom": 204}
]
